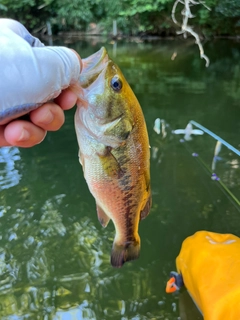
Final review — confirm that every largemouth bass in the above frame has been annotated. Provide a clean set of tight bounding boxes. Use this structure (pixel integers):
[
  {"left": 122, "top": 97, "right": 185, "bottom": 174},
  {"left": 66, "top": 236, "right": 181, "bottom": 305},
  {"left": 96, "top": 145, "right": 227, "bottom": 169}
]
[{"left": 75, "top": 47, "right": 151, "bottom": 268}]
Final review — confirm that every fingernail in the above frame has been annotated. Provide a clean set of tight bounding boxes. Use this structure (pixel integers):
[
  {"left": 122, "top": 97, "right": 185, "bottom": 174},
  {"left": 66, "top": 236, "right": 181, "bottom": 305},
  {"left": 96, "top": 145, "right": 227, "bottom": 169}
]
[
  {"left": 17, "top": 128, "right": 30, "bottom": 141},
  {"left": 37, "top": 131, "right": 47, "bottom": 144},
  {"left": 40, "top": 110, "right": 54, "bottom": 125}
]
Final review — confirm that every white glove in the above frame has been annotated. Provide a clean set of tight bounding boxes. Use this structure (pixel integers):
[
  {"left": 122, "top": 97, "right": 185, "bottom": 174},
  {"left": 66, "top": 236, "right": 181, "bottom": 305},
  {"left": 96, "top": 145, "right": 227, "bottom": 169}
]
[{"left": 0, "top": 19, "right": 81, "bottom": 125}]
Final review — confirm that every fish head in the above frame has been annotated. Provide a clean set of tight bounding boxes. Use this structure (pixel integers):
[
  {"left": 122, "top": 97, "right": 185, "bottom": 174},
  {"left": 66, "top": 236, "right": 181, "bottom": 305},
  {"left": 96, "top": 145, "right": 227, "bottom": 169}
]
[{"left": 77, "top": 52, "right": 136, "bottom": 147}]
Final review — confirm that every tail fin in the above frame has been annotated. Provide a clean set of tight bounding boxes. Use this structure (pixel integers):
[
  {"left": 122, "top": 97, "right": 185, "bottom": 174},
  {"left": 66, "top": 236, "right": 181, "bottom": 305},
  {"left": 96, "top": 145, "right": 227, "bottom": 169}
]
[{"left": 111, "top": 239, "right": 140, "bottom": 268}]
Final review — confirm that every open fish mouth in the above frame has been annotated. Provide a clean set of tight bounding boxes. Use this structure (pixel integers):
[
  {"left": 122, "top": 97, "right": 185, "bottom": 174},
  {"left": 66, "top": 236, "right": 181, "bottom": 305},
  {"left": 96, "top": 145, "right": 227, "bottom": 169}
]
[
  {"left": 79, "top": 47, "right": 109, "bottom": 88},
  {"left": 82, "top": 60, "right": 109, "bottom": 99}
]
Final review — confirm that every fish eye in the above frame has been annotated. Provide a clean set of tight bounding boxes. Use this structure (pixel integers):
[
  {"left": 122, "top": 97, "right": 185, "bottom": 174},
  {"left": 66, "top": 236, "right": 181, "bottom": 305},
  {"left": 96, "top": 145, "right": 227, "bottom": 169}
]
[{"left": 110, "top": 76, "right": 122, "bottom": 92}]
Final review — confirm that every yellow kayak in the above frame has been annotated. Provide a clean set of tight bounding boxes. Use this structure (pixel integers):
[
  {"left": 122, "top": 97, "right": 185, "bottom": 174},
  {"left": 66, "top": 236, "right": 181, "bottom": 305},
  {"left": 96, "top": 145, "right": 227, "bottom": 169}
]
[{"left": 166, "top": 231, "right": 240, "bottom": 319}]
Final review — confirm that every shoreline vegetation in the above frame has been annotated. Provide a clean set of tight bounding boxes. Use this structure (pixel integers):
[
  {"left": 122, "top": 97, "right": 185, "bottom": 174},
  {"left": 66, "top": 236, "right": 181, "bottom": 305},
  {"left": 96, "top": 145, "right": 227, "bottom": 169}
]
[
  {"left": 1, "top": 0, "right": 240, "bottom": 65},
  {"left": 51, "top": 31, "right": 240, "bottom": 40},
  {"left": 1, "top": 0, "right": 240, "bottom": 39}
]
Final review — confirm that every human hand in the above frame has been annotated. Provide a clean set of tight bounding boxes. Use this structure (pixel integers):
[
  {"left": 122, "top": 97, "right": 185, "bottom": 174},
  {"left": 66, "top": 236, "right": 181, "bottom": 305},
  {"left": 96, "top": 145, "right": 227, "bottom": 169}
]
[{"left": 0, "top": 19, "right": 82, "bottom": 148}]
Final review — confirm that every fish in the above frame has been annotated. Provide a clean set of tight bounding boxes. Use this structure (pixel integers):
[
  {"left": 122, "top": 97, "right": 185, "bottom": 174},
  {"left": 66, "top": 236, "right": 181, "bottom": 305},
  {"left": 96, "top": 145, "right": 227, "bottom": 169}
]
[{"left": 75, "top": 47, "right": 151, "bottom": 268}]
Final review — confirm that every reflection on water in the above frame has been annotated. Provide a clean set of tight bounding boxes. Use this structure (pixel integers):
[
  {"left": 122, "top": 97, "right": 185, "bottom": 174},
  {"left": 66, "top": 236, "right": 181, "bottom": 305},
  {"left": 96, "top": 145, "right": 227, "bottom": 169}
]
[
  {"left": 173, "top": 123, "right": 204, "bottom": 141},
  {"left": 0, "top": 38, "right": 240, "bottom": 319},
  {"left": 0, "top": 147, "right": 21, "bottom": 190},
  {"left": 211, "top": 141, "right": 222, "bottom": 171},
  {"left": 170, "top": 120, "right": 240, "bottom": 208}
]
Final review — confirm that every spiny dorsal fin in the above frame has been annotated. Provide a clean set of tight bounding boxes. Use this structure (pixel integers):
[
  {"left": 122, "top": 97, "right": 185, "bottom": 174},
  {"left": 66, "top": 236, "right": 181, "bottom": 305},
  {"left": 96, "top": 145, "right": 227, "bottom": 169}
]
[{"left": 96, "top": 203, "right": 110, "bottom": 228}]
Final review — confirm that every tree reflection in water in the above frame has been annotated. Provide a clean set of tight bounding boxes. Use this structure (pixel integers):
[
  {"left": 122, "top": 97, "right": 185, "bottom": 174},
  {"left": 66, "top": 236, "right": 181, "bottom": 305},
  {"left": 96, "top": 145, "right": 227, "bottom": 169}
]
[{"left": 0, "top": 193, "right": 172, "bottom": 319}]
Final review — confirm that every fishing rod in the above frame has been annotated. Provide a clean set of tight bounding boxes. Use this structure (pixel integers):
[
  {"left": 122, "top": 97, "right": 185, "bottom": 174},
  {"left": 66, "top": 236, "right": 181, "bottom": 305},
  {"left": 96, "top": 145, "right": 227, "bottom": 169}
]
[
  {"left": 181, "top": 138, "right": 240, "bottom": 210},
  {"left": 190, "top": 120, "right": 240, "bottom": 156},
  {"left": 153, "top": 118, "right": 240, "bottom": 210},
  {"left": 181, "top": 121, "right": 240, "bottom": 209}
]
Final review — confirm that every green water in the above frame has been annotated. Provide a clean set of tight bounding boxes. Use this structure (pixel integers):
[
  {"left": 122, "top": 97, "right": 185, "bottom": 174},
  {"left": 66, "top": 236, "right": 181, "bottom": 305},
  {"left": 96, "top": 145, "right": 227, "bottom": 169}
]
[{"left": 0, "top": 38, "right": 240, "bottom": 319}]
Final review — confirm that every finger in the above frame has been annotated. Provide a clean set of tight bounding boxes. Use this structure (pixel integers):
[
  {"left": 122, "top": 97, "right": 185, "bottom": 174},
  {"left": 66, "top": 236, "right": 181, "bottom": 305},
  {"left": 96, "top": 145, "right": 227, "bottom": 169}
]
[
  {"left": 30, "top": 102, "right": 65, "bottom": 131},
  {"left": 54, "top": 88, "right": 78, "bottom": 110},
  {"left": 4, "top": 120, "right": 46, "bottom": 148},
  {"left": 0, "top": 126, "right": 9, "bottom": 147}
]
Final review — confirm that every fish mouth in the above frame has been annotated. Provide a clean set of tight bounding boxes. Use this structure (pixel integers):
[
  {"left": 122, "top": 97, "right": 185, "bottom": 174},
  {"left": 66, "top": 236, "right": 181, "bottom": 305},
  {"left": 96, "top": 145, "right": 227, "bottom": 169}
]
[
  {"left": 79, "top": 47, "right": 109, "bottom": 88},
  {"left": 83, "top": 57, "right": 111, "bottom": 98}
]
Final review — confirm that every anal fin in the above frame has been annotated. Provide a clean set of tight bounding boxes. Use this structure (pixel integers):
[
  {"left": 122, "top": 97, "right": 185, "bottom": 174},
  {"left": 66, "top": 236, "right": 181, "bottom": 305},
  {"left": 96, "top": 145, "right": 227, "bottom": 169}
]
[{"left": 96, "top": 203, "right": 110, "bottom": 228}]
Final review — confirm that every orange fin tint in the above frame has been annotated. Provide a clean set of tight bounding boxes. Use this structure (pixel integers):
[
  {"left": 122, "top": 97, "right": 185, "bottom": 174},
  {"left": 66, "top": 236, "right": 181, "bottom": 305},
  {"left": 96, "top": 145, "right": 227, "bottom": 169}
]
[
  {"left": 96, "top": 203, "right": 110, "bottom": 227},
  {"left": 111, "top": 241, "right": 140, "bottom": 268}
]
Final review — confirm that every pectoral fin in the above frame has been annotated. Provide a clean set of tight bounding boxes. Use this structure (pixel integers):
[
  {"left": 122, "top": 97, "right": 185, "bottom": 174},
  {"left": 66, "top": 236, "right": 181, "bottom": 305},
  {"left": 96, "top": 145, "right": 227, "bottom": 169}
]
[
  {"left": 78, "top": 149, "right": 84, "bottom": 166},
  {"left": 104, "top": 118, "right": 133, "bottom": 141},
  {"left": 98, "top": 146, "right": 125, "bottom": 179},
  {"left": 96, "top": 203, "right": 110, "bottom": 227}
]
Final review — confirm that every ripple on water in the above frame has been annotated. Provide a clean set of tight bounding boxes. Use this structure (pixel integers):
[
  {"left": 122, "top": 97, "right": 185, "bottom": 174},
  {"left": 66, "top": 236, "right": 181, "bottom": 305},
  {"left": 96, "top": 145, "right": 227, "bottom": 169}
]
[{"left": 0, "top": 147, "right": 22, "bottom": 190}]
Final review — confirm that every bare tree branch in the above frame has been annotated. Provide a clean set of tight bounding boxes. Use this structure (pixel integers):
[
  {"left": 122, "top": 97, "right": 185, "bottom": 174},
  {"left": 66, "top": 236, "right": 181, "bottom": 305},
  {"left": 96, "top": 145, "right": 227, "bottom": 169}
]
[{"left": 172, "top": 0, "right": 211, "bottom": 67}]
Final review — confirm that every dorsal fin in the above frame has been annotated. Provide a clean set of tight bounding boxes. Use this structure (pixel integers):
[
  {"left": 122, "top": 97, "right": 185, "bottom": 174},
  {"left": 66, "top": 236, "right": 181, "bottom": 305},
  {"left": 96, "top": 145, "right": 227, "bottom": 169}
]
[{"left": 140, "top": 192, "right": 152, "bottom": 220}]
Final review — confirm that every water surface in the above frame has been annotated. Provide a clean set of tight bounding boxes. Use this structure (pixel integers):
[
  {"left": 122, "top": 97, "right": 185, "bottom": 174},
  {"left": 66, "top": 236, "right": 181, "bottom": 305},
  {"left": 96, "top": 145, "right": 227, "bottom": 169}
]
[{"left": 0, "top": 37, "right": 240, "bottom": 319}]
